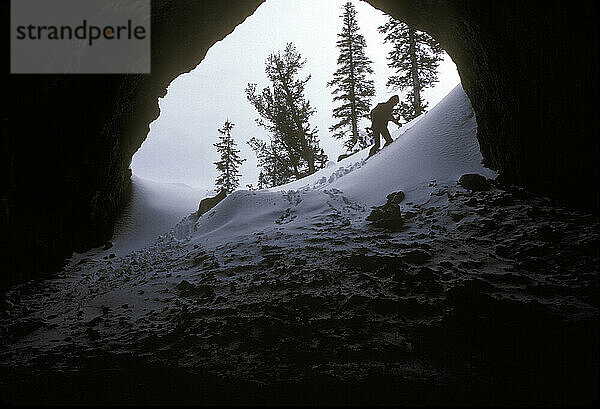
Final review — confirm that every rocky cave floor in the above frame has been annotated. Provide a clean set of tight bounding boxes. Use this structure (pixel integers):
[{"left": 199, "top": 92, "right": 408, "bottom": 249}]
[{"left": 0, "top": 181, "right": 598, "bottom": 405}]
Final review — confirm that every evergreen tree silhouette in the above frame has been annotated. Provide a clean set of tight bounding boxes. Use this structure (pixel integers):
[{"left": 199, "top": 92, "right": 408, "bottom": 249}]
[
  {"left": 214, "top": 120, "right": 245, "bottom": 194},
  {"left": 247, "top": 136, "right": 293, "bottom": 189},
  {"left": 378, "top": 17, "right": 443, "bottom": 122},
  {"left": 328, "top": 1, "right": 376, "bottom": 152},
  {"left": 246, "top": 42, "right": 327, "bottom": 186}
]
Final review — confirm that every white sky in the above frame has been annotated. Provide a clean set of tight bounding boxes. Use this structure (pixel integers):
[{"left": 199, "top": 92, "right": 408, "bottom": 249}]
[{"left": 131, "top": 0, "right": 460, "bottom": 190}]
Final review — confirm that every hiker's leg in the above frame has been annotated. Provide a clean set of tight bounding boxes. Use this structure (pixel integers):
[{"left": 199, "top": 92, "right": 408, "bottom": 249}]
[
  {"left": 382, "top": 127, "right": 393, "bottom": 147},
  {"left": 369, "top": 129, "right": 381, "bottom": 156}
]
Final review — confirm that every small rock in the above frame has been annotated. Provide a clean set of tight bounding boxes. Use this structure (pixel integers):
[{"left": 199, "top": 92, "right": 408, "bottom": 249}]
[
  {"left": 103, "top": 242, "right": 113, "bottom": 250},
  {"left": 404, "top": 250, "right": 432, "bottom": 265},
  {"left": 475, "top": 207, "right": 489, "bottom": 216},
  {"left": 10, "top": 319, "right": 45, "bottom": 338},
  {"left": 537, "top": 224, "right": 562, "bottom": 242},
  {"left": 465, "top": 197, "right": 478, "bottom": 207},
  {"left": 495, "top": 244, "right": 511, "bottom": 258},
  {"left": 197, "top": 190, "right": 227, "bottom": 217},
  {"left": 416, "top": 266, "right": 436, "bottom": 281},
  {"left": 459, "top": 174, "right": 491, "bottom": 191},
  {"left": 480, "top": 219, "right": 497, "bottom": 231},
  {"left": 449, "top": 211, "right": 464, "bottom": 222},
  {"left": 386, "top": 191, "right": 405, "bottom": 204},
  {"left": 86, "top": 327, "right": 100, "bottom": 341},
  {"left": 493, "top": 195, "right": 513, "bottom": 207},
  {"left": 176, "top": 280, "right": 215, "bottom": 299},
  {"left": 369, "top": 298, "right": 399, "bottom": 315},
  {"left": 337, "top": 151, "right": 358, "bottom": 162},
  {"left": 176, "top": 280, "right": 194, "bottom": 292},
  {"left": 526, "top": 206, "right": 542, "bottom": 219},
  {"left": 85, "top": 316, "right": 102, "bottom": 327},
  {"left": 109, "top": 253, "right": 116, "bottom": 259},
  {"left": 367, "top": 204, "right": 403, "bottom": 231},
  {"left": 366, "top": 191, "right": 409, "bottom": 231},
  {"left": 2, "top": 299, "right": 14, "bottom": 311},
  {"left": 345, "top": 294, "right": 369, "bottom": 307}
]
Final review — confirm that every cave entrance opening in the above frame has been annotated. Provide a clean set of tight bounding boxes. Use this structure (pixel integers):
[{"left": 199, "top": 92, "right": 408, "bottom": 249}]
[
  {"left": 130, "top": 0, "right": 460, "bottom": 195},
  {"left": 112, "top": 0, "right": 460, "bottom": 252}
]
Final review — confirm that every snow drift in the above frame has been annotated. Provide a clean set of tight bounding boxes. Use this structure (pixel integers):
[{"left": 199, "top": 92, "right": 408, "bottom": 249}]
[
  {"left": 83, "top": 84, "right": 493, "bottom": 257},
  {"left": 332, "top": 84, "right": 495, "bottom": 205},
  {"left": 188, "top": 84, "right": 495, "bottom": 246},
  {"left": 110, "top": 176, "right": 211, "bottom": 255}
]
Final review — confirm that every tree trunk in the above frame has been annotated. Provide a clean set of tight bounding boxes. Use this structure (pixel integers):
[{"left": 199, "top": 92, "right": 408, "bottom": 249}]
[
  {"left": 276, "top": 65, "right": 316, "bottom": 174},
  {"left": 348, "top": 22, "right": 358, "bottom": 149},
  {"left": 408, "top": 26, "right": 422, "bottom": 116}
]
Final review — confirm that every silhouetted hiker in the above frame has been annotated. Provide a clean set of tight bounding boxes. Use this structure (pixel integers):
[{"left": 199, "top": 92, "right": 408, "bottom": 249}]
[{"left": 368, "top": 95, "right": 401, "bottom": 158}]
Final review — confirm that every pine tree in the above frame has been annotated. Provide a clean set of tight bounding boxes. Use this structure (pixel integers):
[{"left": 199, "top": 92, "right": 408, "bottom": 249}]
[
  {"left": 214, "top": 120, "right": 245, "bottom": 194},
  {"left": 246, "top": 42, "right": 327, "bottom": 186},
  {"left": 247, "top": 136, "right": 293, "bottom": 189},
  {"left": 328, "top": 1, "right": 376, "bottom": 152},
  {"left": 378, "top": 17, "right": 443, "bottom": 122}
]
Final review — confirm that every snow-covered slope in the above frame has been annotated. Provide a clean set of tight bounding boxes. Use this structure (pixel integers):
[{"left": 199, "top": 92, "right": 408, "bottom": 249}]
[
  {"left": 109, "top": 176, "right": 211, "bottom": 255},
  {"left": 332, "top": 84, "right": 495, "bottom": 205},
  {"left": 75, "top": 84, "right": 492, "bottom": 259},
  {"left": 269, "top": 108, "right": 427, "bottom": 193},
  {"left": 271, "top": 84, "right": 493, "bottom": 203},
  {"left": 188, "top": 84, "right": 495, "bottom": 247}
]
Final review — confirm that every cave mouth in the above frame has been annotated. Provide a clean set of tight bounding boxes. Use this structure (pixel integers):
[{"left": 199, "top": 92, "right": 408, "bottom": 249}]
[
  {"left": 1, "top": 0, "right": 471, "bottom": 295},
  {"left": 4, "top": 0, "right": 595, "bottom": 296},
  {"left": 129, "top": 0, "right": 461, "bottom": 194},
  {"left": 2, "top": 1, "right": 597, "bottom": 405}
]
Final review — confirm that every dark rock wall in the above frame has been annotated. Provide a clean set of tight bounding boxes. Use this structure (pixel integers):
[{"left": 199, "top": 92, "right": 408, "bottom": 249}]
[
  {"left": 1, "top": 0, "right": 264, "bottom": 288},
  {"left": 370, "top": 0, "right": 599, "bottom": 207},
  {"left": 1, "top": 0, "right": 598, "bottom": 285}
]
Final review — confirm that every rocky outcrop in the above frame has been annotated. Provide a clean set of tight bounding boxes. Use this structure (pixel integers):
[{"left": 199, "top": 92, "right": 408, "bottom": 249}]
[
  {"left": 459, "top": 174, "right": 491, "bottom": 191},
  {"left": 197, "top": 190, "right": 227, "bottom": 218},
  {"left": 2, "top": 1, "right": 597, "bottom": 285},
  {"left": 1, "top": 1, "right": 264, "bottom": 288},
  {"left": 369, "top": 0, "right": 598, "bottom": 208},
  {"left": 337, "top": 151, "right": 358, "bottom": 162},
  {"left": 367, "top": 191, "right": 406, "bottom": 230}
]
